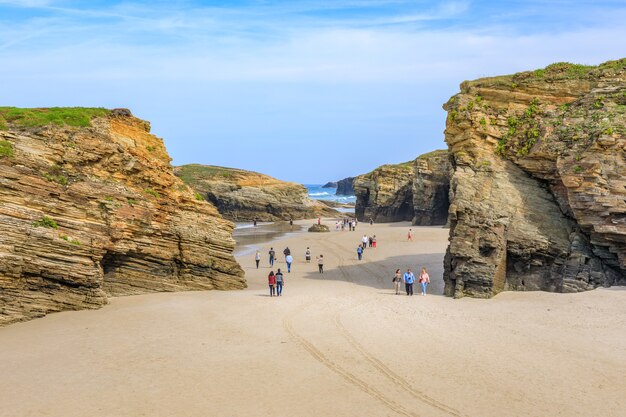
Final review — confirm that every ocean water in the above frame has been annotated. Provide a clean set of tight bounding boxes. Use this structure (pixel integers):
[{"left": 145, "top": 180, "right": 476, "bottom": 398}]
[{"left": 305, "top": 184, "right": 356, "bottom": 204}]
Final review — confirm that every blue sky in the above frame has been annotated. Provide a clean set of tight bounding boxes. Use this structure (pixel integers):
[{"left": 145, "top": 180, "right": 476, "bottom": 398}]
[{"left": 1, "top": 1, "right": 625, "bottom": 183}]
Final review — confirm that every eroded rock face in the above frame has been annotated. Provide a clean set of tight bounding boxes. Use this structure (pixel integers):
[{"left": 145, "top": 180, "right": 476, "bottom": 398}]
[
  {"left": 0, "top": 110, "right": 245, "bottom": 326},
  {"left": 175, "top": 165, "right": 338, "bottom": 222},
  {"left": 443, "top": 59, "right": 626, "bottom": 298},
  {"left": 354, "top": 150, "right": 451, "bottom": 224},
  {"left": 336, "top": 177, "right": 355, "bottom": 196}
]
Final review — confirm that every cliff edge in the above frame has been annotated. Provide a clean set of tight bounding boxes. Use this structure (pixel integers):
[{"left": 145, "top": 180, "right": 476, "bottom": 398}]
[
  {"left": 0, "top": 108, "right": 245, "bottom": 325},
  {"left": 443, "top": 59, "right": 626, "bottom": 298},
  {"left": 175, "top": 164, "right": 338, "bottom": 222}
]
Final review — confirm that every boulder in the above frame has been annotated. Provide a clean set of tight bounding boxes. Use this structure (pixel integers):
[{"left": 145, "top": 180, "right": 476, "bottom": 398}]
[{"left": 308, "top": 224, "right": 330, "bottom": 232}]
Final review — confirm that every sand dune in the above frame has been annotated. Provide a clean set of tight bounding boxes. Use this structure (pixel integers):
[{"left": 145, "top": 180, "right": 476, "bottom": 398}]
[{"left": 0, "top": 220, "right": 624, "bottom": 417}]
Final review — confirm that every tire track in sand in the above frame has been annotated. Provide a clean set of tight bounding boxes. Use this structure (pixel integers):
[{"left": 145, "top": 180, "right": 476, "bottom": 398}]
[
  {"left": 333, "top": 311, "right": 462, "bottom": 417},
  {"left": 283, "top": 313, "right": 421, "bottom": 417}
]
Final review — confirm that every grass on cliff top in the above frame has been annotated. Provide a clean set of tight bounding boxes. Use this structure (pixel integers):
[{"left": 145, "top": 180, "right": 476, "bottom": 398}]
[
  {"left": 417, "top": 149, "right": 447, "bottom": 160},
  {"left": 464, "top": 58, "right": 626, "bottom": 90},
  {"left": 0, "top": 107, "right": 111, "bottom": 128},
  {"left": 176, "top": 164, "right": 238, "bottom": 184}
]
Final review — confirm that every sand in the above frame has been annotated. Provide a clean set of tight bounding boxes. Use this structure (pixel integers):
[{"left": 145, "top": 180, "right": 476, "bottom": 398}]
[{"left": 0, "top": 220, "right": 624, "bottom": 417}]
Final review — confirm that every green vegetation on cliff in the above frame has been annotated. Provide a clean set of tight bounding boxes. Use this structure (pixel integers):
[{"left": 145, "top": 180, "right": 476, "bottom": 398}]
[
  {"left": 0, "top": 107, "right": 110, "bottom": 128},
  {"left": 0, "top": 140, "right": 13, "bottom": 157},
  {"left": 462, "top": 58, "right": 626, "bottom": 91},
  {"left": 176, "top": 164, "right": 237, "bottom": 185}
]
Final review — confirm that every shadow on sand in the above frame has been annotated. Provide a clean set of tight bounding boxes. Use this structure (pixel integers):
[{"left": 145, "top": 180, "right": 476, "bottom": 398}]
[{"left": 298, "top": 253, "right": 448, "bottom": 296}]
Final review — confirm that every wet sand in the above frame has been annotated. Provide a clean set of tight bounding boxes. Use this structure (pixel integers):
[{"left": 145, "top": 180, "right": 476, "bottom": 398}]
[{"left": 0, "top": 220, "right": 624, "bottom": 417}]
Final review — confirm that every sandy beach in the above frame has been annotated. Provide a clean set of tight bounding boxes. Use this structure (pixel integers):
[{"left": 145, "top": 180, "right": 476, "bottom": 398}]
[{"left": 0, "top": 220, "right": 624, "bottom": 417}]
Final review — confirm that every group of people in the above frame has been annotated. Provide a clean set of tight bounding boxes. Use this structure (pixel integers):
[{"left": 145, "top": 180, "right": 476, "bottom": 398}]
[
  {"left": 356, "top": 234, "right": 377, "bottom": 260},
  {"left": 260, "top": 246, "right": 325, "bottom": 297},
  {"left": 335, "top": 218, "right": 358, "bottom": 231},
  {"left": 392, "top": 268, "right": 430, "bottom": 296},
  {"left": 267, "top": 269, "right": 284, "bottom": 296}
]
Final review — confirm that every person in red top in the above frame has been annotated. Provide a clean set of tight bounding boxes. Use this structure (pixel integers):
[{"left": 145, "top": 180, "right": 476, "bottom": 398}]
[{"left": 268, "top": 271, "right": 277, "bottom": 297}]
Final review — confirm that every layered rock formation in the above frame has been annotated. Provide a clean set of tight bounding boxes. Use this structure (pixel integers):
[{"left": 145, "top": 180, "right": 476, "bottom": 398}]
[
  {"left": 0, "top": 108, "right": 245, "bottom": 326},
  {"left": 354, "top": 150, "right": 451, "bottom": 224},
  {"left": 336, "top": 177, "right": 355, "bottom": 196},
  {"left": 443, "top": 59, "right": 626, "bottom": 298},
  {"left": 175, "top": 165, "right": 338, "bottom": 222}
]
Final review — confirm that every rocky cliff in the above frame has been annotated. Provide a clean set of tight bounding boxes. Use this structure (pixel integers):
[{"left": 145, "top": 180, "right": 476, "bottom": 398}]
[
  {"left": 0, "top": 108, "right": 245, "bottom": 326},
  {"left": 175, "top": 165, "right": 338, "bottom": 222},
  {"left": 443, "top": 59, "right": 626, "bottom": 298},
  {"left": 335, "top": 177, "right": 355, "bottom": 196},
  {"left": 354, "top": 150, "right": 451, "bottom": 224}
]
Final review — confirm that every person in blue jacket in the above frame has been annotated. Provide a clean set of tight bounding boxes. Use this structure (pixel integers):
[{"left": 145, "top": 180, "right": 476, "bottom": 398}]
[
  {"left": 403, "top": 268, "right": 415, "bottom": 296},
  {"left": 357, "top": 245, "right": 363, "bottom": 260}
]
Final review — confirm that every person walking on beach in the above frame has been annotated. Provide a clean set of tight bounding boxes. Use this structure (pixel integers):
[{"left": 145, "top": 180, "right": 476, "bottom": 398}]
[
  {"left": 268, "top": 271, "right": 276, "bottom": 297},
  {"left": 392, "top": 269, "right": 402, "bottom": 295},
  {"left": 372, "top": 235, "right": 377, "bottom": 248},
  {"left": 275, "top": 268, "right": 284, "bottom": 296},
  {"left": 361, "top": 234, "right": 368, "bottom": 249},
  {"left": 269, "top": 248, "right": 276, "bottom": 266},
  {"left": 285, "top": 254, "right": 293, "bottom": 273},
  {"left": 403, "top": 268, "right": 415, "bottom": 296},
  {"left": 253, "top": 217, "right": 257, "bottom": 227},
  {"left": 283, "top": 246, "right": 291, "bottom": 261},
  {"left": 357, "top": 245, "right": 363, "bottom": 260},
  {"left": 317, "top": 255, "right": 324, "bottom": 273},
  {"left": 255, "top": 250, "right": 261, "bottom": 269},
  {"left": 305, "top": 247, "right": 311, "bottom": 263},
  {"left": 407, "top": 228, "right": 413, "bottom": 241},
  {"left": 368, "top": 235, "right": 373, "bottom": 248},
  {"left": 369, "top": 217, "right": 373, "bottom": 225},
  {"left": 419, "top": 267, "right": 430, "bottom": 296}
]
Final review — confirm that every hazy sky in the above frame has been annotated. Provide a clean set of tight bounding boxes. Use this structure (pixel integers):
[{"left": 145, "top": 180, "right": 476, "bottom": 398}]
[{"left": 1, "top": 1, "right": 625, "bottom": 183}]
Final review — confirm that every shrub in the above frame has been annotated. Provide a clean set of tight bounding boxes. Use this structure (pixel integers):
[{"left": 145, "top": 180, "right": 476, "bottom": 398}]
[
  {"left": 144, "top": 188, "right": 160, "bottom": 198},
  {"left": 194, "top": 192, "right": 205, "bottom": 201},
  {"left": 0, "top": 140, "right": 14, "bottom": 157},
  {"left": 43, "top": 172, "right": 69, "bottom": 186},
  {"left": 33, "top": 216, "right": 59, "bottom": 229}
]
